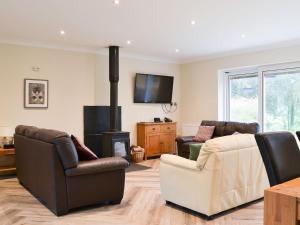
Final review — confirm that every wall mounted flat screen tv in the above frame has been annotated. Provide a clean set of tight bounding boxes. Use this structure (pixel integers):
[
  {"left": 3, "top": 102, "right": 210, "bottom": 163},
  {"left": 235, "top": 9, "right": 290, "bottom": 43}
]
[{"left": 134, "top": 73, "right": 174, "bottom": 103}]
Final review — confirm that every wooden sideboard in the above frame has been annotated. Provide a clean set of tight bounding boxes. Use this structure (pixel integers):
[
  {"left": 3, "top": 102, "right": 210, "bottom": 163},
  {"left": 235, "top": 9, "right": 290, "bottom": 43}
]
[
  {"left": 0, "top": 148, "right": 16, "bottom": 175},
  {"left": 264, "top": 177, "right": 300, "bottom": 225},
  {"left": 137, "top": 122, "right": 176, "bottom": 159}
]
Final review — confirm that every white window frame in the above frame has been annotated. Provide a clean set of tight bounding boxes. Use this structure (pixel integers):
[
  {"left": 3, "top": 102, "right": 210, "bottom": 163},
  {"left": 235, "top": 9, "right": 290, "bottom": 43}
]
[{"left": 221, "top": 61, "right": 300, "bottom": 132}]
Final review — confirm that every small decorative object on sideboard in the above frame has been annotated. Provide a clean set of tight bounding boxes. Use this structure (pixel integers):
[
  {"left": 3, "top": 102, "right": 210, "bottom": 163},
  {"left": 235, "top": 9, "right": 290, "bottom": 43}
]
[
  {"left": 164, "top": 117, "right": 172, "bottom": 122},
  {"left": 154, "top": 117, "right": 161, "bottom": 123},
  {"left": 130, "top": 145, "right": 145, "bottom": 163},
  {"left": 0, "top": 126, "right": 14, "bottom": 149}
]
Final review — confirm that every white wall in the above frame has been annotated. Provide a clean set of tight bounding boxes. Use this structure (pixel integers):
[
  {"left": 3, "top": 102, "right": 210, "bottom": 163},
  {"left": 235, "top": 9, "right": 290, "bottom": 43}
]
[
  {"left": 95, "top": 54, "right": 181, "bottom": 143},
  {"left": 180, "top": 45, "right": 300, "bottom": 127},
  {"left": 0, "top": 44, "right": 95, "bottom": 138},
  {"left": 6, "top": 42, "right": 300, "bottom": 141}
]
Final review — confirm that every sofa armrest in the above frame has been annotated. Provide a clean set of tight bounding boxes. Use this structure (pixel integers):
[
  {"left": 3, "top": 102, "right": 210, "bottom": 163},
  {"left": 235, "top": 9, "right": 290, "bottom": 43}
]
[
  {"left": 65, "top": 157, "right": 129, "bottom": 177},
  {"left": 160, "top": 154, "right": 200, "bottom": 171},
  {"left": 175, "top": 136, "right": 195, "bottom": 143}
]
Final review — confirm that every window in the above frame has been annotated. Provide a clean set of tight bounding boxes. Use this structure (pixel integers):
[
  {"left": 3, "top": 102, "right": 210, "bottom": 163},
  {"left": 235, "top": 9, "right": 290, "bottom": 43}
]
[
  {"left": 263, "top": 68, "right": 300, "bottom": 132},
  {"left": 223, "top": 64, "right": 300, "bottom": 132},
  {"left": 228, "top": 73, "right": 258, "bottom": 123}
]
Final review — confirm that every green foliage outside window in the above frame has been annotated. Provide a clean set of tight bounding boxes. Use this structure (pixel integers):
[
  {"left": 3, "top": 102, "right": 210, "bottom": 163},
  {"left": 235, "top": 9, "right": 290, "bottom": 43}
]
[{"left": 229, "top": 70, "right": 300, "bottom": 133}]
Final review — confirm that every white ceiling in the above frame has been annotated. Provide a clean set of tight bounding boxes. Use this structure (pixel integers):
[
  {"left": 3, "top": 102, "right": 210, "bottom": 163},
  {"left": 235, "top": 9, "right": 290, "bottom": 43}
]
[{"left": 1, "top": 0, "right": 300, "bottom": 63}]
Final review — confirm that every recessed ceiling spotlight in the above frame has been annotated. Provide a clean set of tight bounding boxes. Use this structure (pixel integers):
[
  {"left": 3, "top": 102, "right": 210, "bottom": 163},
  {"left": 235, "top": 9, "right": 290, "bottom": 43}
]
[
  {"left": 60, "top": 30, "right": 65, "bottom": 35},
  {"left": 126, "top": 40, "right": 131, "bottom": 45},
  {"left": 191, "top": 20, "right": 196, "bottom": 25},
  {"left": 113, "top": 0, "right": 120, "bottom": 5},
  {"left": 175, "top": 49, "right": 180, "bottom": 53},
  {"left": 241, "top": 33, "right": 246, "bottom": 39}
]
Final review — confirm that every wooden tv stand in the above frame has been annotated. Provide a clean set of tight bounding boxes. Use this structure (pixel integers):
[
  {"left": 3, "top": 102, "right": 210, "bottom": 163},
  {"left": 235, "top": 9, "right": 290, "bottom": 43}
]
[{"left": 137, "top": 122, "right": 176, "bottom": 160}]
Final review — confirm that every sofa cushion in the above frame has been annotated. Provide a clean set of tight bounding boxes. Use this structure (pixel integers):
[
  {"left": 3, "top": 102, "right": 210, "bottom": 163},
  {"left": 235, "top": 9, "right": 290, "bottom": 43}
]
[
  {"left": 193, "top": 126, "right": 215, "bottom": 142},
  {"left": 201, "top": 120, "right": 226, "bottom": 137},
  {"left": 65, "top": 157, "right": 129, "bottom": 177},
  {"left": 53, "top": 136, "right": 79, "bottom": 169},
  {"left": 224, "top": 122, "right": 259, "bottom": 136},
  {"left": 196, "top": 133, "right": 257, "bottom": 169},
  {"left": 15, "top": 125, "right": 78, "bottom": 170},
  {"left": 189, "top": 143, "right": 202, "bottom": 161},
  {"left": 71, "top": 135, "right": 98, "bottom": 161},
  {"left": 15, "top": 125, "right": 68, "bottom": 143},
  {"left": 15, "top": 125, "right": 39, "bottom": 137}
]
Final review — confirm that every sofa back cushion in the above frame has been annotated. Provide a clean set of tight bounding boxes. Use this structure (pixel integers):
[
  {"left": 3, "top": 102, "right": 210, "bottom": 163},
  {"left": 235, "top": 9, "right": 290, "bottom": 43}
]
[
  {"left": 200, "top": 120, "right": 259, "bottom": 138},
  {"left": 196, "top": 133, "right": 257, "bottom": 169},
  {"left": 15, "top": 125, "right": 79, "bottom": 169},
  {"left": 223, "top": 121, "right": 259, "bottom": 136},
  {"left": 16, "top": 125, "right": 68, "bottom": 142}
]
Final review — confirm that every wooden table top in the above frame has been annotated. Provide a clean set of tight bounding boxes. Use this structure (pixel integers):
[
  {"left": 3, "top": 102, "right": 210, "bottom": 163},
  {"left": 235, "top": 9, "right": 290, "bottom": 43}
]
[
  {"left": 0, "top": 148, "right": 15, "bottom": 157},
  {"left": 266, "top": 177, "right": 300, "bottom": 200}
]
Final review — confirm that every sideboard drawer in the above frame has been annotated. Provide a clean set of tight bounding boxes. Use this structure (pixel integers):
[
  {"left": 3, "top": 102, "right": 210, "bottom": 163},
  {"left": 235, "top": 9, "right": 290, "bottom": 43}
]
[
  {"left": 146, "top": 125, "right": 161, "bottom": 134},
  {"left": 161, "top": 124, "right": 176, "bottom": 133}
]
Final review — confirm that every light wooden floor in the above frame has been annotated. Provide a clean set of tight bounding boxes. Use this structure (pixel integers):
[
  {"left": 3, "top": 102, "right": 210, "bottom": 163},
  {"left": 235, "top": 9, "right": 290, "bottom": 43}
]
[{"left": 0, "top": 159, "right": 264, "bottom": 225}]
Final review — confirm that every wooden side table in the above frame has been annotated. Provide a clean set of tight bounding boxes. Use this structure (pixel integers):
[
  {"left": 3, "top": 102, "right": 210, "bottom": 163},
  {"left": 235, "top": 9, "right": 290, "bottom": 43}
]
[
  {"left": 264, "top": 177, "right": 300, "bottom": 225},
  {"left": 0, "top": 148, "right": 16, "bottom": 175}
]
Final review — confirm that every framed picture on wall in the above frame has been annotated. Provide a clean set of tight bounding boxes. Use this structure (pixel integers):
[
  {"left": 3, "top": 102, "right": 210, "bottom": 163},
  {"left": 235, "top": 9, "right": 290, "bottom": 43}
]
[{"left": 24, "top": 79, "right": 48, "bottom": 108}]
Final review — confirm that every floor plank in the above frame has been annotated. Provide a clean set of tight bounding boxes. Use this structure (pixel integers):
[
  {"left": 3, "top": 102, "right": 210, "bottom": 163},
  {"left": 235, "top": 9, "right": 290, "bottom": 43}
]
[{"left": 0, "top": 159, "right": 263, "bottom": 225}]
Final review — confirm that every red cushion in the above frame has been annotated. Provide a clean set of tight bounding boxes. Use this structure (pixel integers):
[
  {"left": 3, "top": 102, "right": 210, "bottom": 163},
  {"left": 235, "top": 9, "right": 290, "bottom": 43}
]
[{"left": 71, "top": 135, "right": 98, "bottom": 161}]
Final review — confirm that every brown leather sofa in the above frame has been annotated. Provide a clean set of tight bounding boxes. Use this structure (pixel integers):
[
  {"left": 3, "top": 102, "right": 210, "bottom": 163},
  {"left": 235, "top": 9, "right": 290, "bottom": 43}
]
[
  {"left": 176, "top": 120, "right": 260, "bottom": 158},
  {"left": 14, "top": 125, "right": 129, "bottom": 216}
]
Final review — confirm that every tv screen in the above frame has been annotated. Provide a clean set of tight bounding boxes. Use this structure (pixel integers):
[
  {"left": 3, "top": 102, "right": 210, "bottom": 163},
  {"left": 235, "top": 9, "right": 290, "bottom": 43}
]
[{"left": 134, "top": 73, "right": 174, "bottom": 103}]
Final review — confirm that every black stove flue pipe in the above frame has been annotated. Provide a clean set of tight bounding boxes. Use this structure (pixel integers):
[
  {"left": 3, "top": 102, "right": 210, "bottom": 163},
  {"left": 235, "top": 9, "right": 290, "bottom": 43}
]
[{"left": 109, "top": 46, "right": 119, "bottom": 132}]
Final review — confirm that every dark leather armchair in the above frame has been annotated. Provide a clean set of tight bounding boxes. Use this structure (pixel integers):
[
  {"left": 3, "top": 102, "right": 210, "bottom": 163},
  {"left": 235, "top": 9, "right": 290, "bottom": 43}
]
[
  {"left": 296, "top": 131, "right": 300, "bottom": 141},
  {"left": 255, "top": 132, "right": 300, "bottom": 187},
  {"left": 176, "top": 120, "right": 260, "bottom": 158},
  {"left": 14, "top": 125, "right": 129, "bottom": 216}
]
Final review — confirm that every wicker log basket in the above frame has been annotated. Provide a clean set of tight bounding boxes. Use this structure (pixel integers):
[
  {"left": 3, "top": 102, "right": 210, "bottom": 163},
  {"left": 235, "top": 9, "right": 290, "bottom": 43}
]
[{"left": 130, "top": 145, "right": 145, "bottom": 163}]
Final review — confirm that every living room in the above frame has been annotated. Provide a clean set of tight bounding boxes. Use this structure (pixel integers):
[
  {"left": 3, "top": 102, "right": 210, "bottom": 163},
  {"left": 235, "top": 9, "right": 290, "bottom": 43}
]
[{"left": 1, "top": 0, "right": 300, "bottom": 224}]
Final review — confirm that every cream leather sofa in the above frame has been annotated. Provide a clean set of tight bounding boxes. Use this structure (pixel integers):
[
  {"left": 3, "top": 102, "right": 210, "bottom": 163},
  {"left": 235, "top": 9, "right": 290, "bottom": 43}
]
[{"left": 160, "top": 134, "right": 269, "bottom": 217}]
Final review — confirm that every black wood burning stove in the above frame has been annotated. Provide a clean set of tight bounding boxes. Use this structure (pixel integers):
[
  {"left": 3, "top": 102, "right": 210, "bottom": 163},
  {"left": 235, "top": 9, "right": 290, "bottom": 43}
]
[
  {"left": 101, "top": 131, "right": 130, "bottom": 161},
  {"left": 84, "top": 46, "right": 130, "bottom": 161},
  {"left": 83, "top": 106, "right": 121, "bottom": 157}
]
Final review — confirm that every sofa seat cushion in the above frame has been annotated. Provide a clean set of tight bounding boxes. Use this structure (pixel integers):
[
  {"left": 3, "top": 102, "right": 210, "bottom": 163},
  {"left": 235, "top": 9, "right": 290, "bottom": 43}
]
[
  {"left": 66, "top": 157, "right": 129, "bottom": 177},
  {"left": 175, "top": 136, "right": 194, "bottom": 143}
]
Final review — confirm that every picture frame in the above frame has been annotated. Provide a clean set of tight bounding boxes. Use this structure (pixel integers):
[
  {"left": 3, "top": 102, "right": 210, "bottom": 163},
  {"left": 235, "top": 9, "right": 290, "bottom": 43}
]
[{"left": 24, "top": 79, "right": 48, "bottom": 109}]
